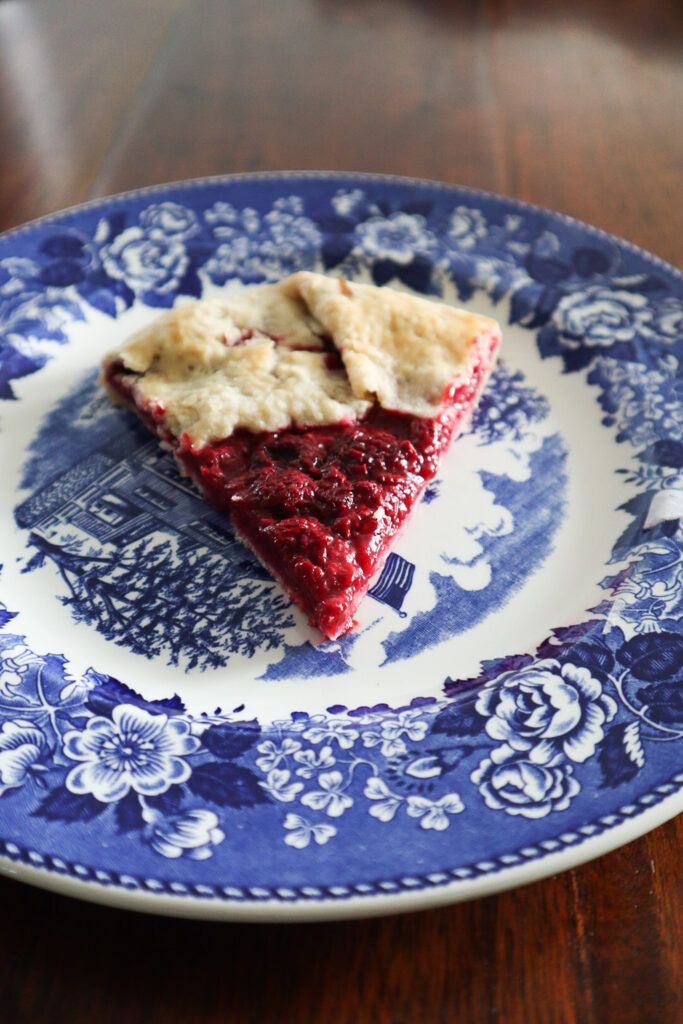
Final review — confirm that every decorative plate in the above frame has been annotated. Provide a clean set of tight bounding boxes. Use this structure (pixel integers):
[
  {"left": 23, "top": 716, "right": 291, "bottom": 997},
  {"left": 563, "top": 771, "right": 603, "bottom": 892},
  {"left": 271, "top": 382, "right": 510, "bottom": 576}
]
[{"left": 0, "top": 173, "right": 681, "bottom": 921}]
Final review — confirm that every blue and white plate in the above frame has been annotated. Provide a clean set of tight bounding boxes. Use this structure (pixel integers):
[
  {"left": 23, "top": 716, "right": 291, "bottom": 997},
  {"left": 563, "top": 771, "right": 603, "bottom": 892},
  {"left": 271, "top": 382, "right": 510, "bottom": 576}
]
[{"left": 0, "top": 173, "right": 681, "bottom": 920}]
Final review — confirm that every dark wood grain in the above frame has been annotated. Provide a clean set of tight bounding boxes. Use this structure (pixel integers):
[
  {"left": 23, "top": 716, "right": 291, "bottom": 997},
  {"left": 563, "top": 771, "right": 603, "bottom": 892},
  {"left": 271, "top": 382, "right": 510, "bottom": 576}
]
[
  {"left": 0, "top": 0, "right": 681, "bottom": 1021},
  {"left": 1, "top": 816, "right": 682, "bottom": 1024},
  {"left": 0, "top": 0, "right": 191, "bottom": 233}
]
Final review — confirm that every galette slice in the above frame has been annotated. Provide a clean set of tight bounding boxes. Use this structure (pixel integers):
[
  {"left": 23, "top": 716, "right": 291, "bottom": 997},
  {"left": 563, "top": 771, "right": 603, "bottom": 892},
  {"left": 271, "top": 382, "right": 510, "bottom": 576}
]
[{"left": 101, "top": 271, "right": 501, "bottom": 640}]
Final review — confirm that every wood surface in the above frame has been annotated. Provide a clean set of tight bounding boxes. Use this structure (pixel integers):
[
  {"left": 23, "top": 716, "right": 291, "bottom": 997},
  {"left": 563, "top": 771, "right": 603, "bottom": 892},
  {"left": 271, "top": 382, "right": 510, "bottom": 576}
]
[{"left": 0, "top": 0, "right": 681, "bottom": 1021}]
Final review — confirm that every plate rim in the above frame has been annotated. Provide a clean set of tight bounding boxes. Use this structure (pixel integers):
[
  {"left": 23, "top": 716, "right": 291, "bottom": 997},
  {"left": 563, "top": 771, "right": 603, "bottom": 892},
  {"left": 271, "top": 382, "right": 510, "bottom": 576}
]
[
  {"left": 2, "top": 169, "right": 681, "bottom": 285},
  {"left": 1, "top": 779, "right": 680, "bottom": 921}
]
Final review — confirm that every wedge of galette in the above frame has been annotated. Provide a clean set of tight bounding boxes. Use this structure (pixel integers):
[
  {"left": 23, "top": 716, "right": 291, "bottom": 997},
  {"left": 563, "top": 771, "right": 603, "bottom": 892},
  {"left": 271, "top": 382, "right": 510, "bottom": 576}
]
[{"left": 101, "top": 271, "right": 500, "bottom": 639}]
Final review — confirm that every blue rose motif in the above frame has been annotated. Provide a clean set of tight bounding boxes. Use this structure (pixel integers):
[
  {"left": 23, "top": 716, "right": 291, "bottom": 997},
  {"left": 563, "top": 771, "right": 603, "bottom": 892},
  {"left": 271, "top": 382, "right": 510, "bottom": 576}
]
[
  {"left": 204, "top": 239, "right": 282, "bottom": 284},
  {"left": 203, "top": 204, "right": 269, "bottom": 281},
  {"left": 651, "top": 296, "right": 683, "bottom": 341},
  {"left": 101, "top": 227, "right": 189, "bottom": 295},
  {"left": 62, "top": 704, "right": 200, "bottom": 802},
  {"left": 589, "top": 357, "right": 682, "bottom": 445},
  {"left": 141, "top": 805, "right": 225, "bottom": 860},
  {"left": 552, "top": 285, "right": 652, "bottom": 348},
  {"left": 608, "top": 537, "right": 683, "bottom": 634},
  {"left": 263, "top": 196, "right": 322, "bottom": 251},
  {"left": 202, "top": 197, "right": 320, "bottom": 283},
  {"left": 0, "top": 642, "right": 36, "bottom": 697},
  {"left": 476, "top": 660, "right": 617, "bottom": 764},
  {"left": 139, "top": 202, "right": 199, "bottom": 241},
  {"left": 445, "top": 206, "right": 488, "bottom": 251},
  {"left": 331, "top": 188, "right": 381, "bottom": 219},
  {"left": 472, "top": 745, "right": 580, "bottom": 818},
  {"left": 0, "top": 256, "right": 39, "bottom": 295},
  {"left": 205, "top": 201, "right": 260, "bottom": 238},
  {"left": 2, "top": 284, "right": 83, "bottom": 343},
  {"left": 354, "top": 212, "right": 438, "bottom": 264},
  {"left": 0, "top": 720, "right": 49, "bottom": 795}
]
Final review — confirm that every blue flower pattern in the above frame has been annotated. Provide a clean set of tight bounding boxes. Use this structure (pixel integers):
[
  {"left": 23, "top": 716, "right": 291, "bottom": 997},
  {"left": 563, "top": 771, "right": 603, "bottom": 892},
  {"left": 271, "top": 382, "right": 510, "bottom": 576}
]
[
  {"left": 62, "top": 704, "right": 199, "bottom": 803},
  {"left": 0, "top": 177, "right": 681, "bottom": 895},
  {"left": 0, "top": 622, "right": 679, "bottom": 857},
  {"left": 0, "top": 720, "right": 49, "bottom": 796}
]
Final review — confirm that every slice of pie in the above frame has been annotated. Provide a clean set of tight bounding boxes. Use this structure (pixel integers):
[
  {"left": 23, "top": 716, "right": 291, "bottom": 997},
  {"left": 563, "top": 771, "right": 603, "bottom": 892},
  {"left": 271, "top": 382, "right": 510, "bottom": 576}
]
[{"left": 100, "top": 272, "right": 500, "bottom": 640}]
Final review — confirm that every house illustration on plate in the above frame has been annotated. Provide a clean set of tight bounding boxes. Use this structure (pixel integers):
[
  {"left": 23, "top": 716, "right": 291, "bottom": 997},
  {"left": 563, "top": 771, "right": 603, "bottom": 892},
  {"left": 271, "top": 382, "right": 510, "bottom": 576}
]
[{"left": 14, "top": 431, "right": 264, "bottom": 581}]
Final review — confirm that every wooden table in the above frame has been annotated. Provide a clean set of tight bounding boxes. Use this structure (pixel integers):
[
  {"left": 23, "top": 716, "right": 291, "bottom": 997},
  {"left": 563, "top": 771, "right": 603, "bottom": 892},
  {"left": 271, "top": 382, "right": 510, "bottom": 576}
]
[{"left": 0, "top": 1, "right": 681, "bottom": 1021}]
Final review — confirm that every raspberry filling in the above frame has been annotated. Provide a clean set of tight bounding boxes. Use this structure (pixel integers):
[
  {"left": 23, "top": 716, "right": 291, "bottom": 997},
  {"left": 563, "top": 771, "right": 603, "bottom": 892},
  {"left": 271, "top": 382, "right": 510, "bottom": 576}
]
[{"left": 104, "top": 347, "right": 490, "bottom": 639}]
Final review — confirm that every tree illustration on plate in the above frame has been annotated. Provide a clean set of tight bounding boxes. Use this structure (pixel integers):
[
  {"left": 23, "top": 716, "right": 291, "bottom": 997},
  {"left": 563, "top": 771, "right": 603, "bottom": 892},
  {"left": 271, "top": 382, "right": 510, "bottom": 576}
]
[{"left": 25, "top": 530, "right": 294, "bottom": 668}]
